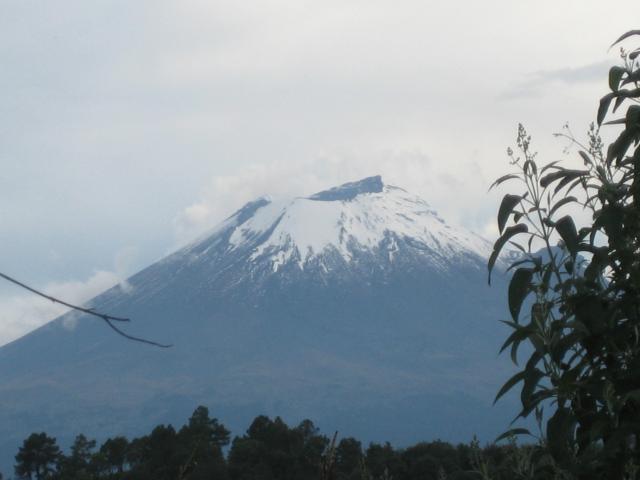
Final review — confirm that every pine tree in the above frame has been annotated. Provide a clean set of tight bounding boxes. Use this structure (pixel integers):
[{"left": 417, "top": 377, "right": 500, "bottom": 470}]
[{"left": 14, "top": 432, "right": 61, "bottom": 480}]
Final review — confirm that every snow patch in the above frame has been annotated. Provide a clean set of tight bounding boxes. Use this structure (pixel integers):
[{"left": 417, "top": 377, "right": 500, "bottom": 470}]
[{"left": 222, "top": 182, "right": 491, "bottom": 270}]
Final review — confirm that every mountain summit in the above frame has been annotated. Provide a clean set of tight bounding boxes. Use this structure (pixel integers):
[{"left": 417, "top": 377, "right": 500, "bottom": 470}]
[
  {"left": 0, "top": 176, "right": 515, "bottom": 468},
  {"left": 181, "top": 175, "right": 489, "bottom": 278},
  {"left": 308, "top": 174, "right": 384, "bottom": 200}
]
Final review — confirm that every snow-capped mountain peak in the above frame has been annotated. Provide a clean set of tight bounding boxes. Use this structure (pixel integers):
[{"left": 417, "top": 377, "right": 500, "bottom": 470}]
[
  {"left": 0, "top": 176, "right": 514, "bottom": 468},
  {"left": 203, "top": 176, "right": 492, "bottom": 272}
]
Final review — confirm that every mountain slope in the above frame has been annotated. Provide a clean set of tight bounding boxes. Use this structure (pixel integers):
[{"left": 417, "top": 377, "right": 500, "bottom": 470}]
[{"left": 0, "top": 176, "right": 516, "bottom": 469}]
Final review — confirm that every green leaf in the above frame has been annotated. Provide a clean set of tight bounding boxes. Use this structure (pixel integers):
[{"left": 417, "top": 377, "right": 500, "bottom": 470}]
[
  {"left": 610, "top": 29, "right": 640, "bottom": 47},
  {"left": 546, "top": 407, "right": 575, "bottom": 458},
  {"left": 508, "top": 241, "right": 527, "bottom": 254},
  {"left": 550, "top": 331, "right": 580, "bottom": 365},
  {"left": 549, "top": 196, "right": 577, "bottom": 217},
  {"left": 509, "top": 268, "right": 533, "bottom": 322},
  {"left": 598, "top": 93, "right": 615, "bottom": 125},
  {"left": 606, "top": 128, "right": 636, "bottom": 165},
  {"left": 510, "top": 338, "right": 523, "bottom": 365},
  {"left": 521, "top": 367, "right": 545, "bottom": 411},
  {"left": 553, "top": 175, "right": 582, "bottom": 195},
  {"left": 495, "top": 370, "right": 527, "bottom": 404},
  {"left": 564, "top": 259, "right": 574, "bottom": 274},
  {"left": 584, "top": 246, "right": 608, "bottom": 281},
  {"left": 613, "top": 94, "right": 626, "bottom": 113},
  {"left": 611, "top": 88, "right": 640, "bottom": 115},
  {"left": 499, "top": 322, "right": 534, "bottom": 364},
  {"left": 577, "top": 227, "right": 591, "bottom": 242},
  {"left": 602, "top": 118, "right": 627, "bottom": 126},
  {"left": 612, "top": 96, "right": 626, "bottom": 113},
  {"left": 622, "top": 69, "right": 640, "bottom": 87},
  {"left": 489, "top": 173, "right": 520, "bottom": 190},
  {"left": 506, "top": 258, "right": 536, "bottom": 272},
  {"left": 499, "top": 330, "right": 521, "bottom": 355},
  {"left": 540, "top": 169, "right": 589, "bottom": 189},
  {"left": 516, "top": 389, "right": 555, "bottom": 419},
  {"left": 625, "top": 104, "right": 640, "bottom": 128},
  {"left": 578, "top": 151, "right": 592, "bottom": 166},
  {"left": 540, "top": 160, "right": 562, "bottom": 174},
  {"left": 573, "top": 295, "right": 607, "bottom": 336},
  {"left": 609, "top": 66, "right": 626, "bottom": 92},
  {"left": 523, "top": 159, "right": 537, "bottom": 176},
  {"left": 555, "top": 215, "right": 579, "bottom": 256},
  {"left": 488, "top": 224, "right": 529, "bottom": 284},
  {"left": 494, "top": 428, "right": 531, "bottom": 443},
  {"left": 565, "top": 177, "right": 585, "bottom": 196},
  {"left": 498, "top": 194, "right": 523, "bottom": 234}
]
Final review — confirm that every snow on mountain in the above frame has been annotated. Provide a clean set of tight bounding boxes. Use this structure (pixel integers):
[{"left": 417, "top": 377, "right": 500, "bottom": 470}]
[{"left": 186, "top": 175, "right": 491, "bottom": 273}]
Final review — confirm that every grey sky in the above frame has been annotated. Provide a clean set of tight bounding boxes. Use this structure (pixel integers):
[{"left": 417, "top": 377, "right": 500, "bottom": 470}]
[
  {"left": 0, "top": 0, "right": 635, "bottom": 345},
  {"left": 501, "top": 60, "right": 613, "bottom": 99}
]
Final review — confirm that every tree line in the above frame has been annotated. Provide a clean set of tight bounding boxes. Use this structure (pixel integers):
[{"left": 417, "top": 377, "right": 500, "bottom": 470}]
[{"left": 5, "top": 405, "right": 535, "bottom": 480}]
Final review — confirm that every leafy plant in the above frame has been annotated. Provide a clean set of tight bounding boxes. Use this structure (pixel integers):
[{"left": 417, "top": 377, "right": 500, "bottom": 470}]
[{"left": 490, "top": 30, "right": 640, "bottom": 479}]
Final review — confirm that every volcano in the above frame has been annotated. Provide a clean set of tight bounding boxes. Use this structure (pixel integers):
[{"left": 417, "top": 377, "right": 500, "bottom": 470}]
[{"left": 0, "top": 176, "right": 516, "bottom": 468}]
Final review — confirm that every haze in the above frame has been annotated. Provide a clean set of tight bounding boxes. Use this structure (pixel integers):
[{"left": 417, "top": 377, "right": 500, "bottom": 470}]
[{"left": 0, "top": 0, "right": 633, "bottom": 345}]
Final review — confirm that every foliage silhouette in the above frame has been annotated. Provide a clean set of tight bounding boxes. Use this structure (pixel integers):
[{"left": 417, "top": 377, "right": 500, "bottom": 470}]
[
  {"left": 490, "top": 29, "right": 640, "bottom": 479},
  {"left": 6, "top": 410, "right": 543, "bottom": 480},
  {"left": 14, "top": 432, "right": 61, "bottom": 480}
]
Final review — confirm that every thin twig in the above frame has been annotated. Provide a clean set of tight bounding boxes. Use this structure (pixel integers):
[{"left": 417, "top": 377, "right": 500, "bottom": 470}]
[
  {"left": 102, "top": 317, "right": 172, "bottom": 348},
  {"left": 0, "top": 271, "right": 171, "bottom": 348},
  {"left": 0, "top": 272, "right": 130, "bottom": 322}
]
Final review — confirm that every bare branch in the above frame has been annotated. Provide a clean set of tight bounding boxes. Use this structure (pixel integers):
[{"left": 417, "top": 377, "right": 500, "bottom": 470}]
[
  {"left": 0, "top": 271, "right": 171, "bottom": 348},
  {"left": 0, "top": 272, "right": 130, "bottom": 322},
  {"left": 102, "top": 318, "right": 172, "bottom": 348}
]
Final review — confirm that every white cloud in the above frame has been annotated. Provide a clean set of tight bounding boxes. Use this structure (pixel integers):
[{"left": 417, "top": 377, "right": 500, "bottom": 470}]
[
  {"left": 0, "top": 247, "right": 139, "bottom": 347},
  {"left": 0, "top": 270, "right": 118, "bottom": 346},
  {"left": 501, "top": 61, "right": 610, "bottom": 100},
  {"left": 172, "top": 149, "right": 498, "bottom": 247},
  {"left": 114, "top": 246, "right": 138, "bottom": 294},
  {"left": 62, "top": 310, "right": 82, "bottom": 332}
]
